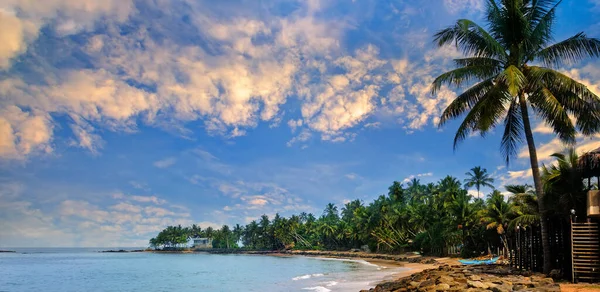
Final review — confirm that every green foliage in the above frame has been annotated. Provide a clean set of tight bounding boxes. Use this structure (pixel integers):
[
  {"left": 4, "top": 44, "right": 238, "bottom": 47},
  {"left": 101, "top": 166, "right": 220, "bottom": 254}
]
[{"left": 149, "top": 157, "right": 588, "bottom": 257}]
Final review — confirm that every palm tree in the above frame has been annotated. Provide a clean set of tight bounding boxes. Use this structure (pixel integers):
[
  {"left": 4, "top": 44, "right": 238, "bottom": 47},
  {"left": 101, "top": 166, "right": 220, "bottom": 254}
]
[
  {"left": 542, "top": 148, "right": 587, "bottom": 217},
  {"left": 432, "top": 0, "right": 600, "bottom": 273},
  {"left": 505, "top": 184, "right": 534, "bottom": 195},
  {"left": 484, "top": 190, "right": 514, "bottom": 256},
  {"left": 464, "top": 166, "right": 495, "bottom": 199}
]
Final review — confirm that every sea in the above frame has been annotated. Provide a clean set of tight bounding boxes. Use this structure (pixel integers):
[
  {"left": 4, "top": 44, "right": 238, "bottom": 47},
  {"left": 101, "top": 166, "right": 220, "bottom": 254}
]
[{"left": 0, "top": 248, "right": 408, "bottom": 292}]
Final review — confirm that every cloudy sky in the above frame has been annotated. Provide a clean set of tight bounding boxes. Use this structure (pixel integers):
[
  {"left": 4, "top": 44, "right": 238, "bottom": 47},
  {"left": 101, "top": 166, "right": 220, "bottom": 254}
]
[{"left": 1, "top": 0, "right": 599, "bottom": 247}]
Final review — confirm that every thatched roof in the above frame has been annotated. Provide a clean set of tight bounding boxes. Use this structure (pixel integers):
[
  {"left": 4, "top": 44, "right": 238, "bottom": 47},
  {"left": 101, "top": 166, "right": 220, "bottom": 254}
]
[{"left": 578, "top": 147, "right": 600, "bottom": 178}]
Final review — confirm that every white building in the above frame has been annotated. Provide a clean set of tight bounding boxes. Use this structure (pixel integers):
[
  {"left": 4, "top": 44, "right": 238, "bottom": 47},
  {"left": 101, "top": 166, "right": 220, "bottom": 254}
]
[{"left": 191, "top": 237, "right": 213, "bottom": 249}]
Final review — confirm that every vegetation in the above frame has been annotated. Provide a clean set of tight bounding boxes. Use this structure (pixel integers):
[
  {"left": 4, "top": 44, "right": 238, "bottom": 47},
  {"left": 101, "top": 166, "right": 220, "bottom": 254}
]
[
  {"left": 464, "top": 166, "right": 495, "bottom": 198},
  {"left": 432, "top": 0, "right": 600, "bottom": 273},
  {"left": 150, "top": 156, "right": 588, "bottom": 259}
]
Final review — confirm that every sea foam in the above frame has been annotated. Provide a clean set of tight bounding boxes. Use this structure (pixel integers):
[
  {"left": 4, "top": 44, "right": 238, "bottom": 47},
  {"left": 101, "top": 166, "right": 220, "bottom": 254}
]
[
  {"left": 292, "top": 273, "right": 325, "bottom": 281},
  {"left": 302, "top": 286, "right": 331, "bottom": 292}
]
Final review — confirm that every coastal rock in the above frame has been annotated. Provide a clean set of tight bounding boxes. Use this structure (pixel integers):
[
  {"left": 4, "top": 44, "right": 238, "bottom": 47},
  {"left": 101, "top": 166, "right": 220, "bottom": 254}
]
[
  {"left": 468, "top": 275, "right": 481, "bottom": 281},
  {"left": 490, "top": 284, "right": 512, "bottom": 292},
  {"left": 364, "top": 265, "right": 560, "bottom": 292},
  {"left": 418, "top": 279, "right": 435, "bottom": 288},
  {"left": 435, "top": 283, "right": 450, "bottom": 291},
  {"left": 435, "top": 275, "right": 454, "bottom": 285},
  {"left": 467, "top": 280, "right": 488, "bottom": 289}
]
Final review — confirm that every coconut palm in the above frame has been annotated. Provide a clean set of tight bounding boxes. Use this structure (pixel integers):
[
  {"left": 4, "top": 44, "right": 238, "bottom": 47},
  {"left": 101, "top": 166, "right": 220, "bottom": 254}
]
[
  {"left": 484, "top": 190, "right": 514, "bottom": 256},
  {"left": 542, "top": 148, "right": 587, "bottom": 217},
  {"left": 432, "top": 0, "right": 600, "bottom": 273},
  {"left": 464, "top": 166, "right": 495, "bottom": 198},
  {"left": 506, "top": 184, "right": 539, "bottom": 228}
]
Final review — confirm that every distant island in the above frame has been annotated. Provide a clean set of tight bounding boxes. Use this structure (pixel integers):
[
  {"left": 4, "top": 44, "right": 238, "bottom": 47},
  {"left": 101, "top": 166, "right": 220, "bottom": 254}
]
[{"left": 0, "top": 250, "right": 16, "bottom": 253}]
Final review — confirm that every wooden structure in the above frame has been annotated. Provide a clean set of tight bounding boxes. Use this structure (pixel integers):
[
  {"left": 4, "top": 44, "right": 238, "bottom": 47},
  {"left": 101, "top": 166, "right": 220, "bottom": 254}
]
[
  {"left": 571, "top": 222, "right": 600, "bottom": 282},
  {"left": 571, "top": 148, "right": 600, "bottom": 282},
  {"left": 508, "top": 220, "right": 570, "bottom": 276}
]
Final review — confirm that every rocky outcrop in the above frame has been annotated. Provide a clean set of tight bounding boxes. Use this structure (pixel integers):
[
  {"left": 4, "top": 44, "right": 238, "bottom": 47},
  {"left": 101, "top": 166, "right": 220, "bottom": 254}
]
[{"left": 361, "top": 265, "right": 560, "bottom": 292}]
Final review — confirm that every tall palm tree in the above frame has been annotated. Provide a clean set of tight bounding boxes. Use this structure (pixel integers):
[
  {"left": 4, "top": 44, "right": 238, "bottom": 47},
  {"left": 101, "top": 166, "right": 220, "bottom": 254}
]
[
  {"left": 432, "top": 0, "right": 600, "bottom": 273},
  {"left": 464, "top": 166, "right": 495, "bottom": 199}
]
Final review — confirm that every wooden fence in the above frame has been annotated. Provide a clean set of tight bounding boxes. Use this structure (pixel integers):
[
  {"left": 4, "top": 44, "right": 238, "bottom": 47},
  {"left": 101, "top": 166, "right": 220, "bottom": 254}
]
[{"left": 507, "top": 218, "right": 571, "bottom": 280}]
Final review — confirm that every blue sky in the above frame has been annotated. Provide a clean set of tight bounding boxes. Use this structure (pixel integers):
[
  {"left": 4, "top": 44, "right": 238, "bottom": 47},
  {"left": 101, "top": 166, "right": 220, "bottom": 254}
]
[{"left": 1, "top": 0, "right": 599, "bottom": 247}]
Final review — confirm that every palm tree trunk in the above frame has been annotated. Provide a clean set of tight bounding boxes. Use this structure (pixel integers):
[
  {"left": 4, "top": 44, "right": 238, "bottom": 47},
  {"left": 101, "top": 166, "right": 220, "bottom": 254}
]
[{"left": 519, "top": 95, "right": 551, "bottom": 274}]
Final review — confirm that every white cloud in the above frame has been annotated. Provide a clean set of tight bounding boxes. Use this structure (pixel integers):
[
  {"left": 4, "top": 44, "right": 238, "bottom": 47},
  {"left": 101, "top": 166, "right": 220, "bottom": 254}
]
[
  {"left": 0, "top": 106, "right": 53, "bottom": 158},
  {"left": 443, "top": 0, "right": 484, "bottom": 14},
  {"left": 0, "top": 0, "right": 356, "bottom": 158},
  {"left": 402, "top": 172, "right": 433, "bottom": 183},
  {"left": 153, "top": 157, "right": 177, "bottom": 168},
  {"left": 0, "top": 183, "right": 193, "bottom": 247},
  {"left": 0, "top": 11, "right": 38, "bottom": 69},
  {"left": 111, "top": 202, "right": 142, "bottom": 213},
  {"left": 0, "top": 0, "right": 134, "bottom": 69},
  {"left": 112, "top": 193, "right": 167, "bottom": 205},
  {"left": 287, "top": 129, "right": 312, "bottom": 147},
  {"left": 519, "top": 134, "right": 600, "bottom": 163}
]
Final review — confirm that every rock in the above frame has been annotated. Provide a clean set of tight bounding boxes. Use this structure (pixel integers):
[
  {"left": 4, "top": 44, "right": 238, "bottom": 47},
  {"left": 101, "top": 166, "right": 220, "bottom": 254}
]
[
  {"left": 435, "top": 283, "right": 450, "bottom": 291},
  {"left": 409, "top": 281, "right": 421, "bottom": 288},
  {"left": 490, "top": 285, "right": 512, "bottom": 292},
  {"left": 436, "top": 276, "right": 454, "bottom": 285},
  {"left": 468, "top": 275, "right": 482, "bottom": 281},
  {"left": 419, "top": 279, "right": 435, "bottom": 288},
  {"left": 364, "top": 263, "right": 561, "bottom": 292},
  {"left": 467, "top": 280, "right": 488, "bottom": 289}
]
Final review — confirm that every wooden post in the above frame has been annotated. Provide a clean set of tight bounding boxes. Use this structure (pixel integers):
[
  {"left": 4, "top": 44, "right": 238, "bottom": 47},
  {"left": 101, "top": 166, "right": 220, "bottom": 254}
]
[{"left": 571, "top": 217, "right": 575, "bottom": 283}]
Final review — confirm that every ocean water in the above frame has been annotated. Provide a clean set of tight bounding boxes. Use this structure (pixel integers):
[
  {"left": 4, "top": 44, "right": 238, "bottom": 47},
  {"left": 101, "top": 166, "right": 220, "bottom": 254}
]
[{"left": 0, "top": 248, "right": 408, "bottom": 292}]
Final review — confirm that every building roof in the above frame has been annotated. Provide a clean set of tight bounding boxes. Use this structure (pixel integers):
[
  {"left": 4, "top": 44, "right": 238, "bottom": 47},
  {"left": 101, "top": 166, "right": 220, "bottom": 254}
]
[{"left": 578, "top": 147, "right": 600, "bottom": 179}]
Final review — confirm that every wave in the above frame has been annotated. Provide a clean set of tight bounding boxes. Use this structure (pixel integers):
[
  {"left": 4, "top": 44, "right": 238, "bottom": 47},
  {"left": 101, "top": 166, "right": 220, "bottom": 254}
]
[
  {"left": 324, "top": 281, "right": 338, "bottom": 287},
  {"left": 310, "top": 257, "right": 380, "bottom": 268},
  {"left": 302, "top": 286, "right": 331, "bottom": 292},
  {"left": 292, "top": 273, "right": 324, "bottom": 281}
]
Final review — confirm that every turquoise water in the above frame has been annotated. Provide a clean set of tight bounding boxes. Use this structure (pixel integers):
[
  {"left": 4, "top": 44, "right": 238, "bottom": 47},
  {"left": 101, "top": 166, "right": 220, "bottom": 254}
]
[{"left": 0, "top": 248, "right": 407, "bottom": 292}]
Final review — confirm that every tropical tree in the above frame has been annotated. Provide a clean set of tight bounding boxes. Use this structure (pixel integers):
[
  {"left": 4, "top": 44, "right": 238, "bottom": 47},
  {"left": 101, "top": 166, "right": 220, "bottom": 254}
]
[
  {"left": 483, "top": 191, "right": 514, "bottom": 256},
  {"left": 432, "top": 0, "right": 600, "bottom": 273},
  {"left": 464, "top": 166, "right": 495, "bottom": 198},
  {"left": 542, "top": 148, "right": 587, "bottom": 217},
  {"left": 506, "top": 184, "right": 539, "bottom": 228}
]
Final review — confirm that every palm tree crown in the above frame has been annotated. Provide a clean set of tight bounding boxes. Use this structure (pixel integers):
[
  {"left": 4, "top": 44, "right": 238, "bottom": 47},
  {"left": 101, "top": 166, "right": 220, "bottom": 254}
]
[
  {"left": 464, "top": 166, "right": 495, "bottom": 198},
  {"left": 432, "top": 0, "right": 600, "bottom": 274}
]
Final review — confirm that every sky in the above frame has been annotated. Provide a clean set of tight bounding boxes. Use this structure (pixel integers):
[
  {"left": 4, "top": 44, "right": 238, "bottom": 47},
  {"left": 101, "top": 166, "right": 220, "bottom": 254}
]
[{"left": 1, "top": 0, "right": 599, "bottom": 247}]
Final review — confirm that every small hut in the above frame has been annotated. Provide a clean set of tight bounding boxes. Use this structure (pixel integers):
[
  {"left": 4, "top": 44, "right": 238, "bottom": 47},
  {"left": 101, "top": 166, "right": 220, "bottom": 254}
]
[{"left": 578, "top": 146, "right": 600, "bottom": 217}]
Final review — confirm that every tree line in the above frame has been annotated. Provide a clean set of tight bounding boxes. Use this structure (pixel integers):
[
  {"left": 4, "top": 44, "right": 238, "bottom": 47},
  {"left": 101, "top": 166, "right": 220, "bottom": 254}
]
[{"left": 150, "top": 150, "right": 591, "bottom": 256}]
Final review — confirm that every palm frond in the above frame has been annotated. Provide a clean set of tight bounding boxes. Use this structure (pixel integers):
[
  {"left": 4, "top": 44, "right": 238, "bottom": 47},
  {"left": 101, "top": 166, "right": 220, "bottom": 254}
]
[
  {"left": 524, "top": 0, "right": 560, "bottom": 56},
  {"left": 454, "top": 57, "right": 504, "bottom": 68},
  {"left": 509, "top": 214, "right": 541, "bottom": 229},
  {"left": 528, "top": 86, "right": 576, "bottom": 143},
  {"left": 536, "top": 33, "right": 600, "bottom": 67},
  {"left": 497, "top": 65, "right": 526, "bottom": 96},
  {"left": 500, "top": 98, "right": 524, "bottom": 165},
  {"left": 451, "top": 83, "right": 508, "bottom": 149},
  {"left": 434, "top": 19, "right": 508, "bottom": 60},
  {"left": 431, "top": 65, "right": 500, "bottom": 94},
  {"left": 438, "top": 78, "right": 495, "bottom": 127},
  {"left": 528, "top": 66, "right": 600, "bottom": 135}
]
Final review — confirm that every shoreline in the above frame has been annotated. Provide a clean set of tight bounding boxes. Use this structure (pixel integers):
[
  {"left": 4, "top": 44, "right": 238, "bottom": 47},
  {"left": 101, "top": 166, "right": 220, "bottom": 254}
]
[{"left": 144, "top": 249, "right": 448, "bottom": 290}]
